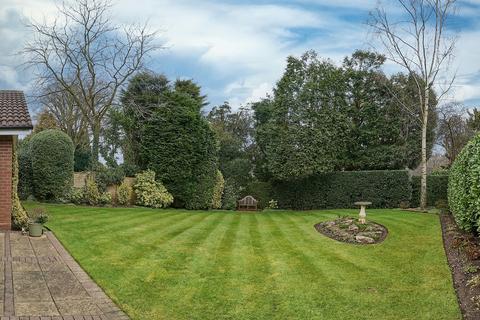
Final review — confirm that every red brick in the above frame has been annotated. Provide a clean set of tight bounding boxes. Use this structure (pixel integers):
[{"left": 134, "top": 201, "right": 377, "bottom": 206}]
[{"left": 0, "top": 135, "right": 12, "bottom": 230}]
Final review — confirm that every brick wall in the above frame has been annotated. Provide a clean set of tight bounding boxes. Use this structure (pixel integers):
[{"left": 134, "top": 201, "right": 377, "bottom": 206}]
[{"left": 0, "top": 136, "right": 12, "bottom": 230}]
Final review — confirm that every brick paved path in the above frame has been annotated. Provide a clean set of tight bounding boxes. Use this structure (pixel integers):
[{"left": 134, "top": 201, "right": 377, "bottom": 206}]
[{"left": 0, "top": 231, "right": 130, "bottom": 320}]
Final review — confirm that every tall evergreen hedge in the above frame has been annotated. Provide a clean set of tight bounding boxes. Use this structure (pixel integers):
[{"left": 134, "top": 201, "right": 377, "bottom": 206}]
[
  {"left": 272, "top": 170, "right": 411, "bottom": 210},
  {"left": 410, "top": 175, "right": 449, "bottom": 207},
  {"left": 449, "top": 134, "right": 480, "bottom": 232},
  {"left": 30, "top": 129, "right": 74, "bottom": 200}
]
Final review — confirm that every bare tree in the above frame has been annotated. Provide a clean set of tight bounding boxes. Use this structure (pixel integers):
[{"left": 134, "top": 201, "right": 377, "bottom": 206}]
[
  {"left": 370, "top": 0, "right": 457, "bottom": 210},
  {"left": 23, "top": 0, "right": 158, "bottom": 162},
  {"left": 437, "top": 103, "right": 472, "bottom": 165},
  {"left": 38, "top": 83, "right": 89, "bottom": 149}
]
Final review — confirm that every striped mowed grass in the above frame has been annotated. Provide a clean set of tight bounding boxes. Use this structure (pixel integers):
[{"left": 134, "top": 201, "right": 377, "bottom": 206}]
[{"left": 23, "top": 202, "right": 460, "bottom": 320}]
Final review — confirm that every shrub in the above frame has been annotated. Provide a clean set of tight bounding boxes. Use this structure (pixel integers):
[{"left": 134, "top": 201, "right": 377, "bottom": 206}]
[
  {"left": 272, "top": 170, "right": 411, "bottom": 210},
  {"left": 134, "top": 170, "right": 173, "bottom": 208},
  {"left": 120, "top": 163, "right": 140, "bottom": 177},
  {"left": 83, "top": 177, "right": 101, "bottom": 206},
  {"left": 99, "top": 192, "right": 112, "bottom": 206},
  {"left": 449, "top": 134, "right": 480, "bottom": 232},
  {"left": 117, "top": 181, "right": 133, "bottom": 206},
  {"left": 267, "top": 199, "right": 278, "bottom": 210},
  {"left": 30, "top": 129, "right": 74, "bottom": 200},
  {"left": 211, "top": 170, "right": 224, "bottom": 209},
  {"left": 222, "top": 179, "right": 240, "bottom": 210},
  {"left": 18, "top": 137, "right": 33, "bottom": 200},
  {"left": 410, "top": 175, "right": 449, "bottom": 207},
  {"left": 12, "top": 139, "right": 29, "bottom": 229},
  {"left": 68, "top": 188, "right": 85, "bottom": 205},
  {"left": 93, "top": 164, "right": 125, "bottom": 192}
]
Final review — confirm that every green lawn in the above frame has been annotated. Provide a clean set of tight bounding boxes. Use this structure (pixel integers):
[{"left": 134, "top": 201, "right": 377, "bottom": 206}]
[{"left": 23, "top": 202, "right": 460, "bottom": 320}]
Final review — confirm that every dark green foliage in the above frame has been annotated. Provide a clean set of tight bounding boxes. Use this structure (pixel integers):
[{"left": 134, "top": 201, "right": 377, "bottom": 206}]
[
  {"left": 343, "top": 52, "right": 437, "bottom": 170},
  {"left": 255, "top": 51, "right": 350, "bottom": 180},
  {"left": 73, "top": 145, "right": 91, "bottom": 172},
  {"left": 207, "top": 102, "right": 254, "bottom": 190},
  {"left": 93, "top": 164, "right": 125, "bottom": 192},
  {"left": 121, "top": 72, "right": 218, "bottom": 209},
  {"left": 30, "top": 129, "right": 74, "bottom": 200},
  {"left": 449, "top": 134, "right": 480, "bottom": 232},
  {"left": 242, "top": 180, "right": 273, "bottom": 210},
  {"left": 272, "top": 170, "right": 411, "bottom": 210},
  {"left": 119, "top": 163, "right": 140, "bottom": 177},
  {"left": 253, "top": 51, "right": 438, "bottom": 177},
  {"left": 410, "top": 175, "right": 449, "bottom": 208},
  {"left": 18, "top": 137, "right": 33, "bottom": 200}
]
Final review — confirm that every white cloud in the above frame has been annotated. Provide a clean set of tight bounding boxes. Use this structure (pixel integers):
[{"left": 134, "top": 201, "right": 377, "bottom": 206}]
[{"left": 1, "top": 0, "right": 480, "bottom": 108}]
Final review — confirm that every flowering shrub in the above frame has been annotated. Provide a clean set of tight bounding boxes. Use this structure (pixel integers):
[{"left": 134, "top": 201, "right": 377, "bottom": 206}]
[
  {"left": 267, "top": 199, "right": 278, "bottom": 210},
  {"left": 117, "top": 180, "right": 133, "bottom": 206},
  {"left": 134, "top": 170, "right": 173, "bottom": 208}
]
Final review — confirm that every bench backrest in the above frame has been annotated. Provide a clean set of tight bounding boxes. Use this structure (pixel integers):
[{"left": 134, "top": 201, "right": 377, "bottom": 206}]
[{"left": 238, "top": 195, "right": 257, "bottom": 206}]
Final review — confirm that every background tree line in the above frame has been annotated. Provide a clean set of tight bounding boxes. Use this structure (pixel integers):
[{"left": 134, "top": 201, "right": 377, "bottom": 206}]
[{"left": 22, "top": 0, "right": 471, "bottom": 210}]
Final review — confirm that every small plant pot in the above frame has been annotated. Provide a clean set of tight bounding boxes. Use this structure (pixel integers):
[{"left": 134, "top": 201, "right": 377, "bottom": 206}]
[{"left": 29, "top": 223, "right": 43, "bottom": 237}]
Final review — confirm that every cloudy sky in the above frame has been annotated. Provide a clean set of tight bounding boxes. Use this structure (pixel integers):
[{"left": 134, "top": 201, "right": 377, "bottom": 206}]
[{"left": 1, "top": 0, "right": 480, "bottom": 112}]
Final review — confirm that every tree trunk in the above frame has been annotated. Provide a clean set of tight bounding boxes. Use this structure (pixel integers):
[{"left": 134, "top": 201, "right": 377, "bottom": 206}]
[{"left": 420, "top": 90, "right": 429, "bottom": 211}]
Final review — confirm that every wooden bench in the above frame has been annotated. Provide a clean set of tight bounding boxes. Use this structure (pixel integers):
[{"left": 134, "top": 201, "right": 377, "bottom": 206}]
[{"left": 237, "top": 196, "right": 258, "bottom": 211}]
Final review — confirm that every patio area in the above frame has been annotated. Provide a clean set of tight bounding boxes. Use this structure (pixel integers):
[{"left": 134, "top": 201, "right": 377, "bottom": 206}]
[{"left": 0, "top": 231, "right": 129, "bottom": 319}]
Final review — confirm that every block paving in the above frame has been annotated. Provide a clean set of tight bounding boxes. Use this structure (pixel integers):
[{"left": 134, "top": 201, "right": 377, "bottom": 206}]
[{"left": 0, "top": 231, "right": 130, "bottom": 320}]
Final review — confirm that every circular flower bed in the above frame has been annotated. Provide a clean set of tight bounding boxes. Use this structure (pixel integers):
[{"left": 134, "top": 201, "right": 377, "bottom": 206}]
[{"left": 314, "top": 217, "right": 388, "bottom": 244}]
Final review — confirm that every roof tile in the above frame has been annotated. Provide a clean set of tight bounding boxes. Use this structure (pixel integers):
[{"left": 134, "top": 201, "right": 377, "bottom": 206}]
[{"left": 0, "top": 90, "right": 33, "bottom": 129}]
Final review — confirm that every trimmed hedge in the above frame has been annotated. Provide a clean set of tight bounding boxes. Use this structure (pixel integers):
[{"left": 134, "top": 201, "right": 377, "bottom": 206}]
[
  {"left": 272, "top": 170, "right": 411, "bottom": 210},
  {"left": 411, "top": 175, "right": 449, "bottom": 207},
  {"left": 449, "top": 134, "right": 480, "bottom": 232},
  {"left": 30, "top": 130, "right": 74, "bottom": 200}
]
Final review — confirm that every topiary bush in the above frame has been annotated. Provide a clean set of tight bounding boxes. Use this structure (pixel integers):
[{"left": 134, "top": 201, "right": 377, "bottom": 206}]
[
  {"left": 30, "top": 129, "right": 74, "bottom": 200},
  {"left": 117, "top": 180, "right": 133, "bottom": 206},
  {"left": 448, "top": 134, "right": 480, "bottom": 232},
  {"left": 272, "top": 170, "right": 411, "bottom": 210},
  {"left": 211, "top": 170, "right": 224, "bottom": 209},
  {"left": 134, "top": 170, "right": 173, "bottom": 208}
]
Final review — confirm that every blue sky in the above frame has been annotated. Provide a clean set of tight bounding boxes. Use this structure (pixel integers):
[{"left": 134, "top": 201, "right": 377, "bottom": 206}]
[{"left": 1, "top": 0, "right": 480, "bottom": 112}]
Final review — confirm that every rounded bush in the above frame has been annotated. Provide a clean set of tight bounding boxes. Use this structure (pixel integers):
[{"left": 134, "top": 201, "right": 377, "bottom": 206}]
[
  {"left": 134, "top": 170, "right": 173, "bottom": 208},
  {"left": 30, "top": 129, "right": 74, "bottom": 200},
  {"left": 448, "top": 134, "right": 480, "bottom": 232},
  {"left": 117, "top": 180, "right": 133, "bottom": 206}
]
